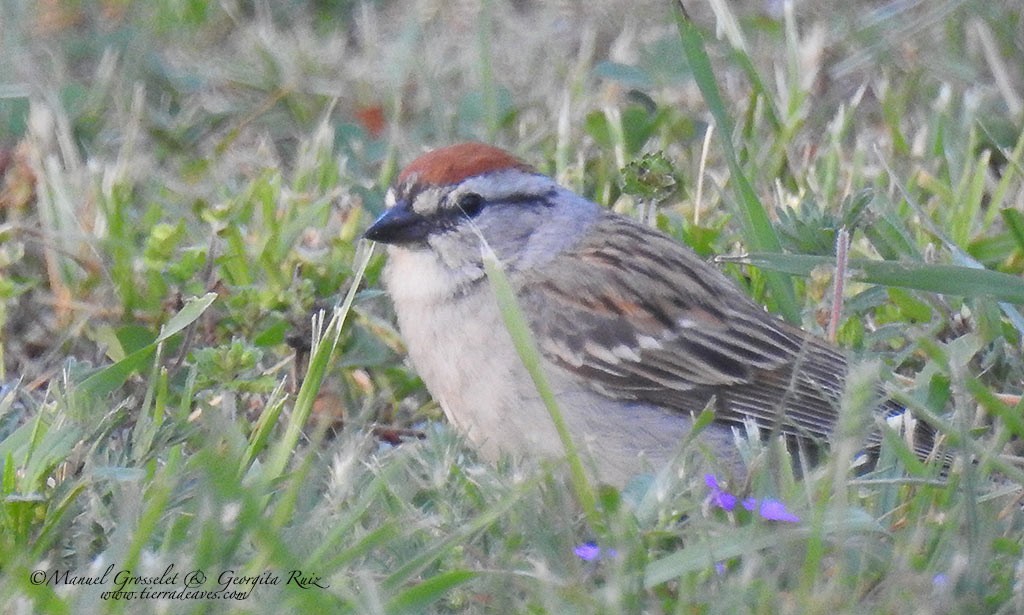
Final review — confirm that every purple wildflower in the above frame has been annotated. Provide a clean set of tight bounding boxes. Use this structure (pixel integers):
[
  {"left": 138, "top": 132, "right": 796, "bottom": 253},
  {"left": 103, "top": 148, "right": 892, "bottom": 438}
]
[
  {"left": 574, "top": 542, "right": 617, "bottom": 561},
  {"left": 757, "top": 499, "right": 800, "bottom": 523},
  {"left": 704, "top": 474, "right": 737, "bottom": 511},
  {"left": 706, "top": 475, "right": 800, "bottom": 523}
]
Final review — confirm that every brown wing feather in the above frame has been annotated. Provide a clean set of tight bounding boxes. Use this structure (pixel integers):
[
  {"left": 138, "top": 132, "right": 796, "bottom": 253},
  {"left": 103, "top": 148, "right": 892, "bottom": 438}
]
[{"left": 518, "top": 213, "right": 850, "bottom": 440}]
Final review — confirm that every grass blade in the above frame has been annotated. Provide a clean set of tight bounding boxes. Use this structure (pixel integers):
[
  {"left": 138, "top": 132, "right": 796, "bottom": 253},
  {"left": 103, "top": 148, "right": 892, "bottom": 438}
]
[
  {"left": 736, "top": 253, "right": 1024, "bottom": 303},
  {"left": 482, "top": 250, "right": 602, "bottom": 532},
  {"left": 264, "top": 242, "right": 374, "bottom": 481},
  {"left": 672, "top": 3, "right": 799, "bottom": 322}
]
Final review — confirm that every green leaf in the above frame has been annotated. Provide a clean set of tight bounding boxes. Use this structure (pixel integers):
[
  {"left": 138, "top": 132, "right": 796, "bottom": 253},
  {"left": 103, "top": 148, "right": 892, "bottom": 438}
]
[
  {"left": 620, "top": 105, "right": 658, "bottom": 155},
  {"left": 736, "top": 253, "right": 1024, "bottom": 303},
  {"left": 969, "top": 379, "right": 1024, "bottom": 438},
  {"left": 386, "top": 570, "right": 477, "bottom": 614},
  {"left": 78, "top": 293, "right": 217, "bottom": 398},
  {"left": 117, "top": 324, "right": 158, "bottom": 356},
  {"left": 645, "top": 508, "right": 883, "bottom": 587},
  {"left": 592, "top": 61, "right": 654, "bottom": 89},
  {"left": 1002, "top": 208, "right": 1024, "bottom": 253},
  {"left": 887, "top": 287, "right": 933, "bottom": 322},
  {"left": 158, "top": 293, "right": 217, "bottom": 342},
  {"left": 585, "top": 111, "right": 612, "bottom": 148},
  {"left": 253, "top": 318, "right": 287, "bottom": 346},
  {"left": 78, "top": 345, "right": 158, "bottom": 399}
]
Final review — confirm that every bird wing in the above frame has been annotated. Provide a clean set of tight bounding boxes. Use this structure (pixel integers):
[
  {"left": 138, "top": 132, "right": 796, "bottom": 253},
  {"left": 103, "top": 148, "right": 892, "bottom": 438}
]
[{"left": 517, "top": 214, "right": 849, "bottom": 440}]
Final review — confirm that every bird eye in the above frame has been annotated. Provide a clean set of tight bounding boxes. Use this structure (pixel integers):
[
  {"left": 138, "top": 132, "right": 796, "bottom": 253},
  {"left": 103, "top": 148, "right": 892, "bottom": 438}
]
[{"left": 457, "top": 193, "right": 485, "bottom": 218}]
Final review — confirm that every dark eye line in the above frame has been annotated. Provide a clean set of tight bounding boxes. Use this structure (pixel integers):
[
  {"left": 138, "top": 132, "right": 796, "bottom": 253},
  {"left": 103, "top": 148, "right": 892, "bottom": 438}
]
[
  {"left": 493, "top": 190, "right": 556, "bottom": 206},
  {"left": 426, "top": 188, "right": 559, "bottom": 236},
  {"left": 448, "top": 187, "right": 557, "bottom": 213}
]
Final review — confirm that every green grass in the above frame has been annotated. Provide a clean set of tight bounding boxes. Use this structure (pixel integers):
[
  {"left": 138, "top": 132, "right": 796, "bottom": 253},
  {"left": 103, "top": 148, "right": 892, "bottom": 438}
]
[{"left": 1, "top": 0, "right": 1023, "bottom": 613}]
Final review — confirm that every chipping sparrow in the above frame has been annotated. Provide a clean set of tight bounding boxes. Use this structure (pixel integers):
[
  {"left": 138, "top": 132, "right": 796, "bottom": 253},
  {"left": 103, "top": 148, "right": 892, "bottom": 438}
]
[{"left": 365, "top": 142, "right": 908, "bottom": 485}]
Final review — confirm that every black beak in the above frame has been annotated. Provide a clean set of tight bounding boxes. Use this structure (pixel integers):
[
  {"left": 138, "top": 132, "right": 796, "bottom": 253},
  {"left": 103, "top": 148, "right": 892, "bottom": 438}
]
[{"left": 363, "top": 201, "right": 430, "bottom": 245}]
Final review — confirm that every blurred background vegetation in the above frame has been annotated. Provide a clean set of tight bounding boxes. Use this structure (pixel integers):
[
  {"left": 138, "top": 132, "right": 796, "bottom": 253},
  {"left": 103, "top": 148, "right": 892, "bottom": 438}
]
[{"left": 1, "top": 0, "right": 1023, "bottom": 613}]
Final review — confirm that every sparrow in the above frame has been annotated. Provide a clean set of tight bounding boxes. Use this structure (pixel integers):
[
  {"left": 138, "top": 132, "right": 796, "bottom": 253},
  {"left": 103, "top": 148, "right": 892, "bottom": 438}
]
[{"left": 364, "top": 142, "right": 913, "bottom": 485}]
